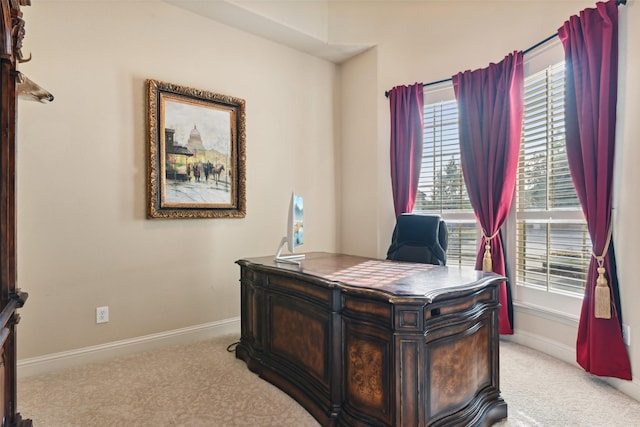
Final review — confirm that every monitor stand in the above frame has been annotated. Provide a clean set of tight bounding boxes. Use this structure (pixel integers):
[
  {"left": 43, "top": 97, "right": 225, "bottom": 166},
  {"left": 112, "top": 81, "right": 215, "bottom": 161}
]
[{"left": 274, "top": 236, "right": 305, "bottom": 265}]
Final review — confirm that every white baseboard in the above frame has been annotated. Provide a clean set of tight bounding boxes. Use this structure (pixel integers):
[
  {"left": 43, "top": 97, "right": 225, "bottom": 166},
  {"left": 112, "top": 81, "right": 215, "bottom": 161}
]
[
  {"left": 504, "top": 330, "right": 640, "bottom": 402},
  {"left": 17, "top": 317, "right": 241, "bottom": 378},
  {"left": 502, "top": 330, "right": 577, "bottom": 368},
  {"left": 604, "top": 374, "right": 640, "bottom": 402}
]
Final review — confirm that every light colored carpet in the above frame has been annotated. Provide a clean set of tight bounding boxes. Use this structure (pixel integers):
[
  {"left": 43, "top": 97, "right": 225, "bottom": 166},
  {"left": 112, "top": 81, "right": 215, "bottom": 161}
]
[{"left": 18, "top": 335, "right": 640, "bottom": 426}]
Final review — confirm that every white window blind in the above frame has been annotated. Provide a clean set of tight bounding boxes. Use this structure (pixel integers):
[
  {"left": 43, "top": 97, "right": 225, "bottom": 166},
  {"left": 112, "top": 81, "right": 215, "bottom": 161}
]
[
  {"left": 516, "top": 61, "right": 591, "bottom": 296},
  {"left": 413, "top": 97, "right": 478, "bottom": 268}
]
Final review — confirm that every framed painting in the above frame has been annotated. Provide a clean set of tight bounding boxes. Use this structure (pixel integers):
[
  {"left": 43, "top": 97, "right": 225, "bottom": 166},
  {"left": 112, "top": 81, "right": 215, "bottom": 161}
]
[{"left": 147, "top": 79, "right": 246, "bottom": 219}]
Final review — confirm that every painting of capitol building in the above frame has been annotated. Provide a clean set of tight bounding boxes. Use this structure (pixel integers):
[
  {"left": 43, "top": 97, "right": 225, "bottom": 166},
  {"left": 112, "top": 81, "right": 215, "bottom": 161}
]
[
  {"left": 165, "top": 126, "right": 229, "bottom": 184},
  {"left": 162, "top": 97, "right": 233, "bottom": 206}
]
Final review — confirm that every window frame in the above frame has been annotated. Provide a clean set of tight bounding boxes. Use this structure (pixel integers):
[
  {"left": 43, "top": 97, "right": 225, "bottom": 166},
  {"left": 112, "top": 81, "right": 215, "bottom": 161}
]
[{"left": 509, "top": 40, "right": 587, "bottom": 317}]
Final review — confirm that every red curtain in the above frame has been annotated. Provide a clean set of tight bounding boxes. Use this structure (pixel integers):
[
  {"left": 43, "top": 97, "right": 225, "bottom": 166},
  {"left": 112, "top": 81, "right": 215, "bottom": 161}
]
[
  {"left": 452, "top": 52, "right": 524, "bottom": 335},
  {"left": 559, "top": 0, "right": 631, "bottom": 379},
  {"left": 389, "top": 83, "right": 424, "bottom": 217}
]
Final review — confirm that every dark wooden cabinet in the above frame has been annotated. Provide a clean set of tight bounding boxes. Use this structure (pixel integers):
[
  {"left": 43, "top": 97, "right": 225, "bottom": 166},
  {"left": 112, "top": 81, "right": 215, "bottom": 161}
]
[
  {"left": 236, "top": 252, "right": 507, "bottom": 426},
  {"left": 0, "top": 1, "right": 31, "bottom": 425}
]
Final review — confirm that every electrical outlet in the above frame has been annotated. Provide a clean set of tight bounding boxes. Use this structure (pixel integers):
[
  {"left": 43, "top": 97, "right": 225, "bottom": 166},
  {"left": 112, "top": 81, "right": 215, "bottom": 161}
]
[
  {"left": 622, "top": 324, "right": 630, "bottom": 346},
  {"left": 96, "top": 306, "right": 109, "bottom": 324}
]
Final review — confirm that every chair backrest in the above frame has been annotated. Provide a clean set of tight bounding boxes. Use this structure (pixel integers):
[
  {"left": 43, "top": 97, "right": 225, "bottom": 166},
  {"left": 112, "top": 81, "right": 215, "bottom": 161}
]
[{"left": 386, "top": 214, "right": 448, "bottom": 265}]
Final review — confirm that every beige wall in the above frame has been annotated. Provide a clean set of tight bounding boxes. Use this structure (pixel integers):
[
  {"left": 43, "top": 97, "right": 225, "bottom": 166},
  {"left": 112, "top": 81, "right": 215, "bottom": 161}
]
[
  {"left": 17, "top": 1, "right": 339, "bottom": 358},
  {"left": 338, "top": 47, "right": 379, "bottom": 257}
]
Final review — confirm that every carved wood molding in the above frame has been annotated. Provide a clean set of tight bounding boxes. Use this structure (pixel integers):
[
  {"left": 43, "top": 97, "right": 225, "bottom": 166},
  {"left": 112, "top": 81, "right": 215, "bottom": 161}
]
[
  {"left": 11, "top": 9, "right": 25, "bottom": 62},
  {"left": 0, "top": 0, "right": 28, "bottom": 62}
]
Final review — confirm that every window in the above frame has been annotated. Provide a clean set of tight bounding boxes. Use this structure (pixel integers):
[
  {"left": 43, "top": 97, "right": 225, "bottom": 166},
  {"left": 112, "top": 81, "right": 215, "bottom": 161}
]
[
  {"left": 414, "top": 41, "right": 590, "bottom": 315},
  {"left": 412, "top": 88, "right": 478, "bottom": 268},
  {"left": 516, "top": 61, "right": 591, "bottom": 297}
]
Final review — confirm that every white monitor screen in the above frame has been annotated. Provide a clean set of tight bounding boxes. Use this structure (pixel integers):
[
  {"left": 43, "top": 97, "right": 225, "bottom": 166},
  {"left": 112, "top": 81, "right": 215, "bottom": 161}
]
[{"left": 290, "top": 193, "right": 304, "bottom": 250}]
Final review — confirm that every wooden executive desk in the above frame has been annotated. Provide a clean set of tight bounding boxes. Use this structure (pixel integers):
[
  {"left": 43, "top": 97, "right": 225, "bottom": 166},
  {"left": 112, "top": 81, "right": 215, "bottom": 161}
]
[{"left": 236, "top": 252, "right": 507, "bottom": 426}]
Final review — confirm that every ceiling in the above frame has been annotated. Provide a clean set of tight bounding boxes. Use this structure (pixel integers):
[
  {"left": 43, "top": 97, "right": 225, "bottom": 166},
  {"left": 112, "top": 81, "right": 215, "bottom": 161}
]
[{"left": 165, "top": 0, "right": 373, "bottom": 63}]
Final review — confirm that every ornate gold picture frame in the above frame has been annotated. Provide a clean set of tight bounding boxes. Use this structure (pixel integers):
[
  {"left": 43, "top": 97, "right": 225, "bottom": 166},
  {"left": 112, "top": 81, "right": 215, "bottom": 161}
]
[{"left": 147, "top": 79, "right": 246, "bottom": 219}]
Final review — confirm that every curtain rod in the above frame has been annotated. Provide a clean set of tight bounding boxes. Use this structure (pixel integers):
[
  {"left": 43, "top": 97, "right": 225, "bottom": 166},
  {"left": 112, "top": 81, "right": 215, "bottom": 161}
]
[{"left": 384, "top": 0, "right": 627, "bottom": 98}]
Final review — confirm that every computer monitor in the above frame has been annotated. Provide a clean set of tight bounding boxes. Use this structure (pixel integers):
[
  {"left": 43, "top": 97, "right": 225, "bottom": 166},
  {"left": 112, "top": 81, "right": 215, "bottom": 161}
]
[{"left": 275, "top": 192, "right": 305, "bottom": 263}]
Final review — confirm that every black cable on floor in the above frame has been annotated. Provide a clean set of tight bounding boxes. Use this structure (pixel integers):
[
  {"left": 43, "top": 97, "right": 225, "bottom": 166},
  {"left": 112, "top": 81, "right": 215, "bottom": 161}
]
[{"left": 226, "top": 341, "right": 240, "bottom": 352}]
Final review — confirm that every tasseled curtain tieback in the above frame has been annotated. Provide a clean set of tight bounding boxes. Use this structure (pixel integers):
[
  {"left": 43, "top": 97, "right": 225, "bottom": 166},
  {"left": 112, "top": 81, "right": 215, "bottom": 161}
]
[
  {"left": 482, "top": 229, "right": 500, "bottom": 273},
  {"left": 482, "top": 225, "right": 613, "bottom": 319},
  {"left": 593, "top": 225, "right": 614, "bottom": 320}
]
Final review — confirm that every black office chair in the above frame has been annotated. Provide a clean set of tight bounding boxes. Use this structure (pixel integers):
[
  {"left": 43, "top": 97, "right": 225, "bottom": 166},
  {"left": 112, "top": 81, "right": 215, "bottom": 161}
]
[{"left": 386, "top": 214, "right": 448, "bottom": 265}]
